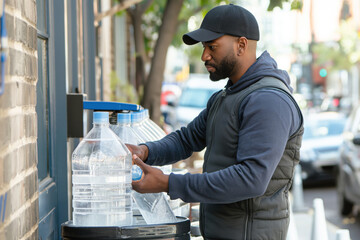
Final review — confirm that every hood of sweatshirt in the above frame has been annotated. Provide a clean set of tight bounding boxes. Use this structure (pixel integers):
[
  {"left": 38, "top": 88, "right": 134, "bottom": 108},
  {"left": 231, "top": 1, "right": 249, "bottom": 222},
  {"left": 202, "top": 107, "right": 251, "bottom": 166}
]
[{"left": 224, "top": 51, "right": 292, "bottom": 94}]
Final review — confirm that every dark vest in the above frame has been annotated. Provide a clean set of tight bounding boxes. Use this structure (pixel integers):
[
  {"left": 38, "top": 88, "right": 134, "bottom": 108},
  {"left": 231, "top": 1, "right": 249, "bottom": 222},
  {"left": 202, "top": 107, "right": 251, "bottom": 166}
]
[{"left": 200, "top": 77, "right": 304, "bottom": 240}]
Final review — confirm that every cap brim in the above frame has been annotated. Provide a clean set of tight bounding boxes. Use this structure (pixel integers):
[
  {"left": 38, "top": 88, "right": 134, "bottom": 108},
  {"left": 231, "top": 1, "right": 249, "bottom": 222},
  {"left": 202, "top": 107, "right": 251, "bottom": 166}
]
[{"left": 182, "top": 28, "right": 224, "bottom": 45}]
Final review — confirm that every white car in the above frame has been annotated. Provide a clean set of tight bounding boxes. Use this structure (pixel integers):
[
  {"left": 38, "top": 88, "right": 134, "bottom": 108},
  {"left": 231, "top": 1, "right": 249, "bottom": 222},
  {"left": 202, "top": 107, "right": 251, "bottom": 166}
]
[
  {"left": 337, "top": 104, "right": 360, "bottom": 215},
  {"left": 300, "top": 111, "right": 347, "bottom": 185},
  {"left": 173, "top": 74, "right": 227, "bottom": 129}
]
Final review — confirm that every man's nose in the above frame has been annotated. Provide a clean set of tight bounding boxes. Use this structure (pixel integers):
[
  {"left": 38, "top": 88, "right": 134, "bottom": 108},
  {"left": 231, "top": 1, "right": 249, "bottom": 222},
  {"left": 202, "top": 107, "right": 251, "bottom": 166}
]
[{"left": 201, "top": 48, "right": 211, "bottom": 62}]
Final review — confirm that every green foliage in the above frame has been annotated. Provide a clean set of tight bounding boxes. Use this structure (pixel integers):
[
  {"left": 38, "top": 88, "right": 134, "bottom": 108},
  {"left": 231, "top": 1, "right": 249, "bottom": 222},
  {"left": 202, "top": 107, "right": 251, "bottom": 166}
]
[
  {"left": 312, "top": 20, "right": 360, "bottom": 71},
  {"left": 173, "top": 0, "right": 230, "bottom": 66},
  {"left": 110, "top": 71, "right": 139, "bottom": 104},
  {"left": 267, "top": 0, "right": 302, "bottom": 11},
  {"left": 290, "top": 0, "right": 303, "bottom": 10},
  {"left": 142, "top": 0, "right": 166, "bottom": 55}
]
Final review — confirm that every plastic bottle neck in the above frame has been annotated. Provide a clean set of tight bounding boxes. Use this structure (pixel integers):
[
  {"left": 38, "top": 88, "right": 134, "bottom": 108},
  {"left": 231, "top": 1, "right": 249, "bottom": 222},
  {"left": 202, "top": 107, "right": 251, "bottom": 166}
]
[
  {"left": 93, "top": 122, "right": 110, "bottom": 128},
  {"left": 117, "top": 122, "right": 131, "bottom": 127}
]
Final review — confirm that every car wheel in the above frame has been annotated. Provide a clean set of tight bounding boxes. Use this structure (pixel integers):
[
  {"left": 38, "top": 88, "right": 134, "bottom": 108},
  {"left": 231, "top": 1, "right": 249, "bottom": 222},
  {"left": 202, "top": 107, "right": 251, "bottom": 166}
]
[
  {"left": 339, "top": 194, "right": 353, "bottom": 216},
  {"left": 337, "top": 173, "right": 354, "bottom": 215}
]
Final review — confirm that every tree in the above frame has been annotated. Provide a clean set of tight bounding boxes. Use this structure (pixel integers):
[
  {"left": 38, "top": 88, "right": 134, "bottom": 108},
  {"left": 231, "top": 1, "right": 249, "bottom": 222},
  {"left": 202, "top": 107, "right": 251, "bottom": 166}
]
[{"left": 126, "top": 0, "right": 302, "bottom": 124}]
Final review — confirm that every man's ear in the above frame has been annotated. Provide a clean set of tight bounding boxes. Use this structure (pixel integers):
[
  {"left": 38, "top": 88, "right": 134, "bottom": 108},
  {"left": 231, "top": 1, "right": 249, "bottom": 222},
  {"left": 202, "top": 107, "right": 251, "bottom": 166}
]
[{"left": 237, "top": 37, "right": 247, "bottom": 56}]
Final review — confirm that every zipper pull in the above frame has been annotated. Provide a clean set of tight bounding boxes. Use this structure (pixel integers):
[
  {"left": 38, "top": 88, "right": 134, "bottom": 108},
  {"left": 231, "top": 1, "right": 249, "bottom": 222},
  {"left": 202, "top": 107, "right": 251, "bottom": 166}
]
[{"left": 221, "top": 88, "right": 227, "bottom": 97}]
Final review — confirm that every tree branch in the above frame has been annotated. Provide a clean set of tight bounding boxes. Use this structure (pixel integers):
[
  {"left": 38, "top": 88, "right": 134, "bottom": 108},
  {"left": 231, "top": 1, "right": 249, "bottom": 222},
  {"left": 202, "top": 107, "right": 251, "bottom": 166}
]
[
  {"left": 139, "top": 0, "right": 155, "bottom": 15},
  {"left": 94, "top": 0, "right": 143, "bottom": 23}
]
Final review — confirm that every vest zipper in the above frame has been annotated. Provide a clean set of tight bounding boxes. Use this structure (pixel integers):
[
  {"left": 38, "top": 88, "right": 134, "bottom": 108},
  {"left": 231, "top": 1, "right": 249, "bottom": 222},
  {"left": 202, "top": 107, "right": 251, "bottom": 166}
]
[
  {"left": 209, "top": 88, "right": 226, "bottom": 146},
  {"left": 221, "top": 87, "right": 227, "bottom": 97},
  {"left": 204, "top": 88, "right": 227, "bottom": 172},
  {"left": 244, "top": 199, "right": 249, "bottom": 240},
  {"left": 244, "top": 199, "right": 253, "bottom": 240}
]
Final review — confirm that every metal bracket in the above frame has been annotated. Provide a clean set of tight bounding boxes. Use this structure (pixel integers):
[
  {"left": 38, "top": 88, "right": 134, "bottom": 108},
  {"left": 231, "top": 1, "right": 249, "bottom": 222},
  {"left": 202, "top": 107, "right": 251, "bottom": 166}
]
[{"left": 67, "top": 93, "right": 86, "bottom": 138}]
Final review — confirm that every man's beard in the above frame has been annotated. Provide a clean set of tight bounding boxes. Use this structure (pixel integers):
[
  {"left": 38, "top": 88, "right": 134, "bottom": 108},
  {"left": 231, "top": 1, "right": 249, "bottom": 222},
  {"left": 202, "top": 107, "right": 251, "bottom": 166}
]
[{"left": 206, "top": 53, "right": 236, "bottom": 81}]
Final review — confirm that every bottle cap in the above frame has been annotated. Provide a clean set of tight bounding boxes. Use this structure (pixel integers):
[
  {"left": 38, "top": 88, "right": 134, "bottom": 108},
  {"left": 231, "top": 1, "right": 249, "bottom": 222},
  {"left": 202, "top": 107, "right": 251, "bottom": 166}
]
[
  {"left": 117, "top": 112, "right": 131, "bottom": 124},
  {"left": 93, "top": 111, "right": 109, "bottom": 124},
  {"left": 132, "top": 165, "right": 143, "bottom": 181},
  {"left": 131, "top": 111, "right": 142, "bottom": 123}
]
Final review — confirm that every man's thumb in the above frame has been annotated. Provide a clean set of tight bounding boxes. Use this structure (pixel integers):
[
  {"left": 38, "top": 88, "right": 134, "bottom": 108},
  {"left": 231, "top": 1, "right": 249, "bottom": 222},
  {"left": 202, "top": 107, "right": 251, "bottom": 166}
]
[{"left": 132, "top": 154, "right": 147, "bottom": 171}]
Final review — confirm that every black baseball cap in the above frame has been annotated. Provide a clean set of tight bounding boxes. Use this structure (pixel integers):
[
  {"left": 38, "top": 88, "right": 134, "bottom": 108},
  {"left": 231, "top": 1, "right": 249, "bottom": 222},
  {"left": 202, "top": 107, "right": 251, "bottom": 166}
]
[{"left": 183, "top": 4, "right": 260, "bottom": 45}]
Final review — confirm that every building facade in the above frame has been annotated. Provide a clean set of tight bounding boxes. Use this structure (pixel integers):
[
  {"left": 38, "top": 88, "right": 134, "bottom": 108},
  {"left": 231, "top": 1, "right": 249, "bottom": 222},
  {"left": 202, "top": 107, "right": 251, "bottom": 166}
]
[{"left": 0, "top": 0, "right": 134, "bottom": 239}]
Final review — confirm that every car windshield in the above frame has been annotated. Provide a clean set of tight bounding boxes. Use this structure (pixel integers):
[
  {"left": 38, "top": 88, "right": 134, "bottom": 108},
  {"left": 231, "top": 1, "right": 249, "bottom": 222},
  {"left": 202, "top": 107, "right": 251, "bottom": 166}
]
[
  {"left": 178, "top": 88, "right": 218, "bottom": 108},
  {"left": 303, "top": 118, "right": 346, "bottom": 140}
]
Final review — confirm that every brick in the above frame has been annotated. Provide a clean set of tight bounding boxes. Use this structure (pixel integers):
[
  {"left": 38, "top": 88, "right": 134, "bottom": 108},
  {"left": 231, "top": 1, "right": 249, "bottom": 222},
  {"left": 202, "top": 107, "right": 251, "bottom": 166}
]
[
  {"left": 26, "top": 170, "right": 37, "bottom": 203},
  {"left": 9, "top": 178, "right": 26, "bottom": 215},
  {"left": 28, "top": 142, "right": 37, "bottom": 167},
  {"left": 14, "top": 0, "right": 24, "bottom": 15},
  {"left": 0, "top": 81, "right": 15, "bottom": 108},
  {"left": 5, "top": 13, "right": 14, "bottom": 41},
  {"left": 0, "top": 115, "right": 11, "bottom": 149},
  {"left": 9, "top": 48, "right": 26, "bottom": 76},
  {"left": 30, "top": 228, "right": 38, "bottom": 240},
  {"left": 29, "top": 190, "right": 38, "bottom": 224},
  {"left": 10, "top": 114, "right": 23, "bottom": 142},
  {"left": 24, "top": 55, "right": 37, "bottom": 79},
  {"left": 5, "top": 0, "right": 15, "bottom": 8},
  {"left": 5, "top": 216, "right": 19, "bottom": 240},
  {"left": 17, "top": 144, "right": 28, "bottom": 172},
  {"left": 15, "top": 17, "right": 27, "bottom": 44},
  {"left": 3, "top": 149, "right": 16, "bottom": 185},
  {"left": 23, "top": 0, "right": 36, "bottom": 24},
  {"left": 30, "top": 55, "right": 37, "bottom": 79},
  {"left": 28, "top": 26, "right": 37, "bottom": 50},
  {"left": 24, "top": 112, "right": 36, "bottom": 138},
  {"left": 0, "top": 81, "right": 36, "bottom": 109},
  {"left": 22, "top": 83, "right": 36, "bottom": 107}
]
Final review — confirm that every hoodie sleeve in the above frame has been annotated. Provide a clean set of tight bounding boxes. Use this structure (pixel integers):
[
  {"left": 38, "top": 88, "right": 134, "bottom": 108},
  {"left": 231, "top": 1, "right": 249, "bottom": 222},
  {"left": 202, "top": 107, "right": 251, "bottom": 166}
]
[
  {"left": 144, "top": 108, "right": 208, "bottom": 166},
  {"left": 168, "top": 89, "right": 301, "bottom": 203},
  {"left": 143, "top": 91, "right": 222, "bottom": 166}
]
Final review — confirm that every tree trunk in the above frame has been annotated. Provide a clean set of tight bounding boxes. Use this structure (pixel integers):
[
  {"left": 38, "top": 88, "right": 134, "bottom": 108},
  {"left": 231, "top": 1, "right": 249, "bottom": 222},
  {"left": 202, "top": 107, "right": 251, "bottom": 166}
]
[
  {"left": 128, "top": 0, "right": 153, "bottom": 92},
  {"left": 141, "top": 0, "right": 184, "bottom": 124}
]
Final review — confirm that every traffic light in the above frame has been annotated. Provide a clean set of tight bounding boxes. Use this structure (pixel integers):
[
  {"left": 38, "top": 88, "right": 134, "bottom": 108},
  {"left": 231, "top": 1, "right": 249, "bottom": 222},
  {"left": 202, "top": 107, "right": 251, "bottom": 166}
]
[
  {"left": 312, "top": 65, "right": 327, "bottom": 85},
  {"left": 319, "top": 68, "right": 327, "bottom": 78}
]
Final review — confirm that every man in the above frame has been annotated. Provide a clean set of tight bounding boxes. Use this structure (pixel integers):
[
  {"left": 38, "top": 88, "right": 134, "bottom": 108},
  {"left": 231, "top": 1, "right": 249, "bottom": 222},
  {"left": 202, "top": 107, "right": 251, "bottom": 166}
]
[{"left": 129, "top": 4, "right": 303, "bottom": 239}]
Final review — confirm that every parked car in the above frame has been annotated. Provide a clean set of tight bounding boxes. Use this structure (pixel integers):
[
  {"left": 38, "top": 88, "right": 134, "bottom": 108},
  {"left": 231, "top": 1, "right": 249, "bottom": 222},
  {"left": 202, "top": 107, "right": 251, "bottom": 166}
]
[
  {"left": 300, "top": 111, "right": 347, "bottom": 185},
  {"left": 337, "top": 104, "right": 360, "bottom": 215},
  {"left": 170, "top": 74, "right": 227, "bottom": 129}
]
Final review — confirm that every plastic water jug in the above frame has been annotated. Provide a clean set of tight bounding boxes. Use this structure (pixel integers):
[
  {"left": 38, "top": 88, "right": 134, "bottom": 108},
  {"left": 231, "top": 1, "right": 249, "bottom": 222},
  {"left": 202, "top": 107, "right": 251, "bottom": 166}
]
[
  {"left": 113, "top": 112, "right": 177, "bottom": 224},
  {"left": 72, "top": 111, "right": 132, "bottom": 226}
]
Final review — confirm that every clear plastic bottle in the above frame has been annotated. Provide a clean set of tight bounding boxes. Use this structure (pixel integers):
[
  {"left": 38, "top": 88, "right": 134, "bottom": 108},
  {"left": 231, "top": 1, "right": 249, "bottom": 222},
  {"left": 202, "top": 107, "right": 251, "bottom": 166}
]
[
  {"left": 112, "top": 112, "right": 139, "bottom": 145},
  {"left": 142, "top": 109, "right": 166, "bottom": 139},
  {"left": 111, "top": 111, "right": 177, "bottom": 224},
  {"left": 131, "top": 165, "right": 177, "bottom": 224},
  {"left": 130, "top": 111, "right": 154, "bottom": 142},
  {"left": 72, "top": 111, "right": 132, "bottom": 226},
  {"left": 131, "top": 111, "right": 172, "bottom": 174}
]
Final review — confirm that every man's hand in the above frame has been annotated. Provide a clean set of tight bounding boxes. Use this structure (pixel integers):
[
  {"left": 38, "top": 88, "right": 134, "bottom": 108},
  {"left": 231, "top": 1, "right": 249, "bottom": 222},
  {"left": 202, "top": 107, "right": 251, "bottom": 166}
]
[
  {"left": 132, "top": 155, "right": 169, "bottom": 193},
  {"left": 126, "top": 144, "right": 149, "bottom": 162}
]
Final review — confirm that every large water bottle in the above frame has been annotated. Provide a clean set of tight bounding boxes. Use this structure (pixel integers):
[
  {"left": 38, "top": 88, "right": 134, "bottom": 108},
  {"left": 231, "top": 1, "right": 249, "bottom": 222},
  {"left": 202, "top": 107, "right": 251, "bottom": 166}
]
[
  {"left": 131, "top": 111, "right": 172, "bottom": 174},
  {"left": 142, "top": 109, "right": 166, "bottom": 139},
  {"left": 112, "top": 112, "right": 139, "bottom": 145},
  {"left": 131, "top": 165, "right": 177, "bottom": 224},
  {"left": 113, "top": 112, "right": 177, "bottom": 224},
  {"left": 130, "top": 111, "right": 153, "bottom": 142},
  {"left": 72, "top": 111, "right": 132, "bottom": 226}
]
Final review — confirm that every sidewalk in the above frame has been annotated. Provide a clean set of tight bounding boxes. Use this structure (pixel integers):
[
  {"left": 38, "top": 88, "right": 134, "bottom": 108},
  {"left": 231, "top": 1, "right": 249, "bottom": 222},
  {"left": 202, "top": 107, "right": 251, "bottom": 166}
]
[
  {"left": 189, "top": 207, "right": 341, "bottom": 240},
  {"left": 293, "top": 209, "right": 340, "bottom": 240}
]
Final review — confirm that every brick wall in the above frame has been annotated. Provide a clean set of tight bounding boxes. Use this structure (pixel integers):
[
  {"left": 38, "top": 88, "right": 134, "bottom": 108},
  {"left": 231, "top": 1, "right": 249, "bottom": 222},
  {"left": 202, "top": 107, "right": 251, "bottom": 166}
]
[{"left": 0, "top": 0, "right": 38, "bottom": 239}]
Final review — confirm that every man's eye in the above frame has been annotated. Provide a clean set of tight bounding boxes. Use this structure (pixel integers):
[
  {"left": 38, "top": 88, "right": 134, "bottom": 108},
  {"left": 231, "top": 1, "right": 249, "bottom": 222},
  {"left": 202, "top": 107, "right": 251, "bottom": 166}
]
[{"left": 209, "top": 45, "right": 215, "bottom": 50}]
